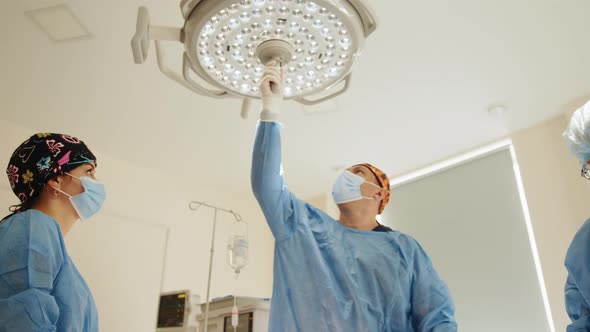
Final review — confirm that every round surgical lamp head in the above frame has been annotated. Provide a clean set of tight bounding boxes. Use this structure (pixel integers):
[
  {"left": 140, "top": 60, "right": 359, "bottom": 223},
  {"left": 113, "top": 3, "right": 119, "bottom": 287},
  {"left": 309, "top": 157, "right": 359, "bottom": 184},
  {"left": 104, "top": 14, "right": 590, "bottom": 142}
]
[
  {"left": 182, "top": 0, "right": 373, "bottom": 99},
  {"left": 131, "top": 0, "right": 377, "bottom": 114}
]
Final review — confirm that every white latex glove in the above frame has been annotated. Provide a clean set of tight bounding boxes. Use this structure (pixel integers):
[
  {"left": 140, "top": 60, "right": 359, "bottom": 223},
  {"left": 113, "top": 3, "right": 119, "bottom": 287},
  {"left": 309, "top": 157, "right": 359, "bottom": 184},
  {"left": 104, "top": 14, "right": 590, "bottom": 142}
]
[{"left": 260, "top": 60, "right": 284, "bottom": 122}]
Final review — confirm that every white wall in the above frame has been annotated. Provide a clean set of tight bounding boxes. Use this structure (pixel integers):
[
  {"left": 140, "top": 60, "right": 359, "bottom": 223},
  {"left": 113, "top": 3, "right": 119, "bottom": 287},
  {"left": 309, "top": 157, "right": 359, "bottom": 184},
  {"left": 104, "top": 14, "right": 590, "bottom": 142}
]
[
  {"left": 0, "top": 119, "right": 274, "bottom": 331},
  {"left": 511, "top": 114, "right": 590, "bottom": 331},
  {"left": 382, "top": 148, "right": 550, "bottom": 331}
]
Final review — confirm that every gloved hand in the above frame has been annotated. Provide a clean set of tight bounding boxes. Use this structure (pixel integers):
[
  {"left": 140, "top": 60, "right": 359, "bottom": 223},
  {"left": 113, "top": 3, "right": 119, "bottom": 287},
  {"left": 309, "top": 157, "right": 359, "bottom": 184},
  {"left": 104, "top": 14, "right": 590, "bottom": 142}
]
[{"left": 260, "top": 60, "right": 284, "bottom": 122}]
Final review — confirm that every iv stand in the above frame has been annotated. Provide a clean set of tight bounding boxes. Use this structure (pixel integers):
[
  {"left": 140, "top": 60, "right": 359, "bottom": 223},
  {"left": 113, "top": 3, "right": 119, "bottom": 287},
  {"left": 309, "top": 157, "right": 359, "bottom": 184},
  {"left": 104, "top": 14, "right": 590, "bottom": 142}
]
[{"left": 189, "top": 201, "right": 242, "bottom": 332}]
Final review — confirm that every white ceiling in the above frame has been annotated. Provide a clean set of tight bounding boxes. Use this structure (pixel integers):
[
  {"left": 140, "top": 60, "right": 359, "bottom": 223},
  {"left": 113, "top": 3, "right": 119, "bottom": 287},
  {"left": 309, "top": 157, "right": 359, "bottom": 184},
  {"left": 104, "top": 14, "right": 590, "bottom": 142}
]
[{"left": 1, "top": 0, "right": 589, "bottom": 199}]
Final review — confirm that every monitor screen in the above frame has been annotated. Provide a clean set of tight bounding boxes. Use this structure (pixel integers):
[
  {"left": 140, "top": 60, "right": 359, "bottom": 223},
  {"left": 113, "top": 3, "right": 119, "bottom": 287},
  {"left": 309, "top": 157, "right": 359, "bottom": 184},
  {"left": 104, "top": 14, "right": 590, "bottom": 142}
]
[{"left": 157, "top": 292, "right": 187, "bottom": 328}]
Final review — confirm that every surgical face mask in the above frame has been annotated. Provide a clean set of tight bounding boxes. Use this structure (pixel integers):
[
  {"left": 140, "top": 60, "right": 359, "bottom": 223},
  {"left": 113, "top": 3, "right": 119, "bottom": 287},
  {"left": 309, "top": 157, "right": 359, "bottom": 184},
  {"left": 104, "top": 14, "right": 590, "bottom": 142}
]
[
  {"left": 52, "top": 173, "right": 106, "bottom": 221},
  {"left": 332, "top": 170, "right": 381, "bottom": 204},
  {"left": 582, "top": 163, "right": 590, "bottom": 180}
]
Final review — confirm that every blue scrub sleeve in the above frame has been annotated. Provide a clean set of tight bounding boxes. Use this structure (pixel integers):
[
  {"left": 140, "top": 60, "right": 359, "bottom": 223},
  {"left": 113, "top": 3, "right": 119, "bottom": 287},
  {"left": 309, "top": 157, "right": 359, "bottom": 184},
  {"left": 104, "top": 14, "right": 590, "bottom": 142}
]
[
  {"left": 251, "top": 121, "right": 299, "bottom": 241},
  {"left": 408, "top": 238, "right": 457, "bottom": 331},
  {"left": 565, "top": 221, "right": 590, "bottom": 329}
]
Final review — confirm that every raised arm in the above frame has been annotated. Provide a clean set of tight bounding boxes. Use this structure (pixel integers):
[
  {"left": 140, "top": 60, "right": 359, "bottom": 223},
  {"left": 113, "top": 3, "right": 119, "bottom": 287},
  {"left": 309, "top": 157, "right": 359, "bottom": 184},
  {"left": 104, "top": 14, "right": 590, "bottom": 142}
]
[{"left": 251, "top": 62, "right": 300, "bottom": 241}]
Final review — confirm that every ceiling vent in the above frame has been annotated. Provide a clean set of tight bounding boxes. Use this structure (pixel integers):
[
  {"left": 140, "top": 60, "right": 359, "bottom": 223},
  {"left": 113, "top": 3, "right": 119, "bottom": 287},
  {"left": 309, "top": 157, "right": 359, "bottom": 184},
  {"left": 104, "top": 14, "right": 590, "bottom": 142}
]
[{"left": 25, "top": 3, "right": 91, "bottom": 42}]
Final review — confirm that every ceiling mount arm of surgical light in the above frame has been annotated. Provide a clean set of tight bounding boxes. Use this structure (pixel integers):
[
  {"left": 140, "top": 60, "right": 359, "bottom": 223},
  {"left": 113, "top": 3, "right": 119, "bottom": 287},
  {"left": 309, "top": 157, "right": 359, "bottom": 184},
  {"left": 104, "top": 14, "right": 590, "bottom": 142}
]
[
  {"left": 188, "top": 201, "right": 242, "bottom": 332},
  {"left": 131, "top": 7, "right": 229, "bottom": 99}
]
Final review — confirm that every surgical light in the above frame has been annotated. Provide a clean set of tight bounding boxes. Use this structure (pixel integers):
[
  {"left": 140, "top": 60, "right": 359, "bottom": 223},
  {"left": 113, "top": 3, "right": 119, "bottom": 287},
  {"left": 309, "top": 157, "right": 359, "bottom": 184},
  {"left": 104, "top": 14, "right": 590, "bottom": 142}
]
[{"left": 131, "top": 0, "right": 377, "bottom": 116}]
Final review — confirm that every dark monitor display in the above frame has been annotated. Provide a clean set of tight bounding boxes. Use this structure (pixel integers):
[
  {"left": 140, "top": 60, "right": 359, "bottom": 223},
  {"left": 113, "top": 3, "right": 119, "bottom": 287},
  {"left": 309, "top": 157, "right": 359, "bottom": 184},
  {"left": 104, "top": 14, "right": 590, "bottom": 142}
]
[{"left": 157, "top": 292, "right": 187, "bottom": 328}]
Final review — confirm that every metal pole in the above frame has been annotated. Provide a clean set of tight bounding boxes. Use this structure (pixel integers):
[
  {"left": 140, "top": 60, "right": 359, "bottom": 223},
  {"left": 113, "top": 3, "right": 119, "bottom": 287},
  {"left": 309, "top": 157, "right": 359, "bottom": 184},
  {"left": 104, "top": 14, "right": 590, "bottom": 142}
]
[
  {"left": 190, "top": 201, "right": 242, "bottom": 221},
  {"left": 159, "top": 227, "right": 171, "bottom": 292},
  {"left": 189, "top": 201, "right": 243, "bottom": 332},
  {"left": 203, "top": 208, "right": 217, "bottom": 332}
]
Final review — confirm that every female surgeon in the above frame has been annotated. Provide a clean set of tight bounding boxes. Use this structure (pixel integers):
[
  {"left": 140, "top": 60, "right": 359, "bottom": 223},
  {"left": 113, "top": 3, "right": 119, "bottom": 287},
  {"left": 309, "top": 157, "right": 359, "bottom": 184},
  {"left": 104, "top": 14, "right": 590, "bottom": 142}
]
[{"left": 0, "top": 133, "right": 105, "bottom": 331}]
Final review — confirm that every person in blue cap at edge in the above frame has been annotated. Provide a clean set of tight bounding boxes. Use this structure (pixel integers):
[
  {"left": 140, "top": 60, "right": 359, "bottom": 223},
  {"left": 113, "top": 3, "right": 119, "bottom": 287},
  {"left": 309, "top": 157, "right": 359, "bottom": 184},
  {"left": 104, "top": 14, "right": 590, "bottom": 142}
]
[
  {"left": 0, "top": 133, "right": 105, "bottom": 332},
  {"left": 251, "top": 61, "right": 457, "bottom": 331},
  {"left": 563, "top": 100, "right": 590, "bottom": 332}
]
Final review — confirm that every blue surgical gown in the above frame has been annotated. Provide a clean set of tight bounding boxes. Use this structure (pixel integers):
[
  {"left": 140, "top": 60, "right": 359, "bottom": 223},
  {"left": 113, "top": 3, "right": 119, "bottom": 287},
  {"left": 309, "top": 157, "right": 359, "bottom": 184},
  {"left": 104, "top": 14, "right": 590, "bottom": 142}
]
[
  {"left": 565, "top": 218, "right": 590, "bottom": 331},
  {"left": 251, "top": 121, "right": 457, "bottom": 332},
  {"left": 0, "top": 209, "right": 98, "bottom": 332}
]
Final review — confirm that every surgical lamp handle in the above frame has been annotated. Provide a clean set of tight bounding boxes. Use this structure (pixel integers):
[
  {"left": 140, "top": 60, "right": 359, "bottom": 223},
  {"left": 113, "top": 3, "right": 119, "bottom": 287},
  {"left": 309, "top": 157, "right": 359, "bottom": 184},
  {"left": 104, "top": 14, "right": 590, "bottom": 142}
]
[
  {"left": 294, "top": 73, "right": 352, "bottom": 106},
  {"left": 240, "top": 98, "right": 253, "bottom": 119},
  {"left": 131, "top": 7, "right": 228, "bottom": 98},
  {"left": 131, "top": 7, "right": 182, "bottom": 63},
  {"left": 131, "top": 6, "right": 230, "bottom": 99},
  {"left": 131, "top": 7, "right": 150, "bottom": 64},
  {"left": 182, "top": 53, "right": 230, "bottom": 99},
  {"left": 154, "top": 40, "right": 230, "bottom": 98},
  {"left": 348, "top": 0, "right": 379, "bottom": 37}
]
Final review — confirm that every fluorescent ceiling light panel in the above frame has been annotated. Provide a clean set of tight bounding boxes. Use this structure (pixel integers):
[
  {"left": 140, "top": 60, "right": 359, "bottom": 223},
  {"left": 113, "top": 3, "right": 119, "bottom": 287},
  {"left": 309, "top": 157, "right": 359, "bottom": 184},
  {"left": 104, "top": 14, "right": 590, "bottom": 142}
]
[
  {"left": 26, "top": 4, "right": 90, "bottom": 41},
  {"left": 390, "top": 139, "right": 513, "bottom": 188}
]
